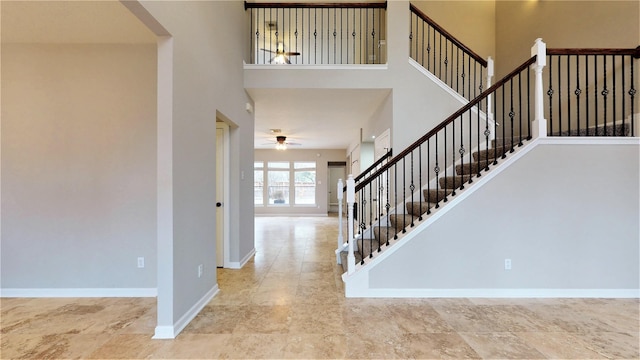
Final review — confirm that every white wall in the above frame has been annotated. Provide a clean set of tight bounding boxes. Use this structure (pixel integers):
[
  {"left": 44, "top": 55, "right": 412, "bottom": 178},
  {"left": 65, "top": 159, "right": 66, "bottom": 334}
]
[
  {"left": 136, "top": 0, "right": 255, "bottom": 336},
  {"left": 1, "top": 43, "right": 157, "bottom": 290},
  {"left": 366, "top": 142, "right": 640, "bottom": 295},
  {"left": 255, "top": 149, "right": 347, "bottom": 216}
]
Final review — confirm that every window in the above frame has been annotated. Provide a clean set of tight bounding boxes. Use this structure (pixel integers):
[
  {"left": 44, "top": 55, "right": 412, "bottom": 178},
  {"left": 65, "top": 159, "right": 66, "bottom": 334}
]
[
  {"left": 254, "top": 162, "right": 264, "bottom": 205},
  {"left": 294, "top": 162, "right": 316, "bottom": 204},
  {"left": 254, "top": 161, "right": 317, "bottom": 206},
  {"left": 267, "top": 162, "right": 290, "bottom": 205}
]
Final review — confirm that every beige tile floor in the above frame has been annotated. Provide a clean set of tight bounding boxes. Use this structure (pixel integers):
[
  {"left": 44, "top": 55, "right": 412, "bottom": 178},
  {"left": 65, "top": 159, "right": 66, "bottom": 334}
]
[{"left": 1, "top": 216, "right": 639, "bottom": 359}]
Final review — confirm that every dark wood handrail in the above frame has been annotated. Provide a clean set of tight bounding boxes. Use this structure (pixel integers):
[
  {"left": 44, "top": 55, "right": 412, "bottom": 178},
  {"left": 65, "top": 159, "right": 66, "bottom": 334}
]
[
  {"left": 341, "top": 149, "right": 392, "bottom": 192},
  {"left": 409, "top": 4, "right": 487, "bottom": 68},
  {"left": 354, "top": 149, "right": 392, "bottom": 183},
  {"left": 354, "top": 55, "right": 537, "bottom": 192},
  {"left": 245, "top": 2, "right": 387, "bottom": 9},
  {"left": 547, "top": 47, "right": 640, "bottom": 57}
]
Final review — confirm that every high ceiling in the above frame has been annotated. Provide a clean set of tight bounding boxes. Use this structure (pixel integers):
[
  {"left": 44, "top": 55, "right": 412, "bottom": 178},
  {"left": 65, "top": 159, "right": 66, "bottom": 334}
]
[
  {"left": 1, "top": 1, "right": 156, "bottom": 44},
  {"left": 2, "top": 1, "right": 387, "bottom": 151},
  {"left": 250, "top": 88, "right": 390, "bottom": 150}
]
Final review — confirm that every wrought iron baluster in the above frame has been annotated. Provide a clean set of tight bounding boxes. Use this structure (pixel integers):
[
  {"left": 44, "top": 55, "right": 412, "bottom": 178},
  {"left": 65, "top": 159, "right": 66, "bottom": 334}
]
[
  {"left": 409, "top": 151, "right": 415, "bottom": 227},
  {"left": 622, "top": 55, "right": 625, "bottom": 133},
  {"left": 603, "top": 55, "right": 609, "bottom": 134},
  {"left": 613, "top": 55, "right": 617, "bottom": 135},
  {"left": 451, "top": 113, "right": 456, "bottom": 196},
  {"left": 548, "top": 55, "right": 554, "bottom": 134},
  {"left": 443, "top": 127, "right": 448, "bottom": 202},
  {"left": 576, "top": 55, "right": 582, "bottom": 134},
  {"left": 426, "top": 139, "right": 431, "bottom": 215},
  {"left": 630, "top": 58, "right": 635, "bottom": 136},
  {"left": 586, "top": 55, "right": 589, "bottom": 131},
  {"left": 352, "top": 9, "right": 356, "bottom": 63},
  {"left": 456, "top": 49, "right": 460, "bottom": 93},
  {"left": 566, "top": 55, "right": 571, "bottom": 135},
  {"left": 509, "top": 79, "right": 515, "bottom": 154},
  {"left": 518, "top": 71, "right": 523, "bottom": 146},
  {"left": 418, "top": 144, "right": 423, "bottom": 221},
  {"left": 527, "top": 65, "right": 532, "bottom": 140},
  {"left": 393, "top": 164, "right": 398, "bottom": 239},
  {"left": 434, "top": 134, "right": 440, "bottom": 208},
  {"left": 558, "top": 56, "right": 563, "bottom": 134},
  {"left": 402, "top": 157, "right": 406, "bottom": 233},
  {"left": 385, "top": 166, "right": 391, "bottom": 244},
  {"left": 595, "top": 55, "right": 599, "bottom": 133},
  {"left": 427, "top": 25, "right": 431, "bottom": 71}
]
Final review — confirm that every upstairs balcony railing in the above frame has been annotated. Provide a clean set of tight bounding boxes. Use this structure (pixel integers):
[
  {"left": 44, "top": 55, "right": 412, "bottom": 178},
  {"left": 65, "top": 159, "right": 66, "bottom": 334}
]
[
  {"left": 409, "top": 4, "right": 489, "bottom": 101},
  {"left": 546, "top": 47, "right": 640, "bottom": 136},
  {"left": 245, "top": 2, "right": 387, "bottom": 65}
]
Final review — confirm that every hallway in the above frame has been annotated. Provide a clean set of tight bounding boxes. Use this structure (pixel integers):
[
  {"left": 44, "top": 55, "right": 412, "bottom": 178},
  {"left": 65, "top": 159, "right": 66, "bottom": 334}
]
[{"left": 1, "top": 216, "right": 638, "bottom": 358}]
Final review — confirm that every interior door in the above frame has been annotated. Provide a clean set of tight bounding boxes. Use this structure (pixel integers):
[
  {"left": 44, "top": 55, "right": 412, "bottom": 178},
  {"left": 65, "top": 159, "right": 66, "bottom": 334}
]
[
  {"left": 328, "top": 164, "right": 346, "bottom": 213},
  {"left": 215, "top": 126, "right": 224, "bottom": 268}
]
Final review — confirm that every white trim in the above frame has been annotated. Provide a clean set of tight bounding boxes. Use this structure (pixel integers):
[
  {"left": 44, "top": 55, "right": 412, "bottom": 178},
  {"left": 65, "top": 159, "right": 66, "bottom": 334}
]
[
  {"left": 152, "top": 326, "right": 175, "bottom": 339},
  {"left": 346, "top": 288, "right": 640, "bottom": 299},
  {"left": 408, "top": 57, "right": 468, "bottom": 107},
  {"left": 226, "top": 248, "right": 256, "bottom": 269},
  {"left": 216, "top": 122, "right": 231, "bottom": 268},
  {"left": 0, "top": 288, "right": 157, "bottom": 298},
  {"left": 153, "top": 285, "right": 219, "bottom": 339},
  {"left": 537, "top": 137, "right": 640, "bottom": 146},
  {"left": 244, "top": 62, "right": 388, "bottom": 71},
  {"left": 254, "top": 213, "right": 328, "bottom": 217}
]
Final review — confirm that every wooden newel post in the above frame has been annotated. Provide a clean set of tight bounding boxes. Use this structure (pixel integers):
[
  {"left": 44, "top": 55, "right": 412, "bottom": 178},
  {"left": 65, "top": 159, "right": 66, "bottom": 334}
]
[
  {"left": 531, "top": 38, "right": 548, "bottom": 138},
  {"left": 346, "top": 174, "right": 356, "bottom": 274}
]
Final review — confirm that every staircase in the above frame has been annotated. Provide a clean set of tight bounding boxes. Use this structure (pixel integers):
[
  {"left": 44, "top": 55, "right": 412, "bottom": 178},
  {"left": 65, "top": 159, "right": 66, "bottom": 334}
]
[
  {"left": 339, "top": 137, "right": 524, "bottom": 273},
  {"left": 339, "top": 120, "right": 632, "bottom": 274}
]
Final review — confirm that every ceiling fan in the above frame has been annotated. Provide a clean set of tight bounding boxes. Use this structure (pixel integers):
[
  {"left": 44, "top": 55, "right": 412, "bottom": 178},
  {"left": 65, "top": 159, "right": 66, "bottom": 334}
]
[
  {"left": 261, "top": 42, "right": 300, "bottom": 64},
  {"left": 261, "top": 135, "right": 301, "bottom": 150}
]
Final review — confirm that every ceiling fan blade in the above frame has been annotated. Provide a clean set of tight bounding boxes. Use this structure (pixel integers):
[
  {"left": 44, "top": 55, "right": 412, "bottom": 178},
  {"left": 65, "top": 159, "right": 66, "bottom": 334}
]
[
  {"left": 284, "top": 52, "right": 300, "bottom": 56},
  {"left": 285, "top": 142, "right": 302, "bottom": 146},
  {"left": 260, "top": 48, "right": 276, "bottom": 54}
]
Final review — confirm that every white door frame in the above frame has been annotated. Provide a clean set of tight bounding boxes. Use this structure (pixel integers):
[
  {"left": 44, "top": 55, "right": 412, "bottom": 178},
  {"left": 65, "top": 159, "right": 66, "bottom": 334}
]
[{"left": 216, "top": 122, "right": 231, "bottom": 268}]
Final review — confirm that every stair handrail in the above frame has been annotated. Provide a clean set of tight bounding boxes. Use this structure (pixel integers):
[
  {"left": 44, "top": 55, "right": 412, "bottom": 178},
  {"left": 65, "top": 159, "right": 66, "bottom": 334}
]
[
  {"left": 409, "top": 4, "right": 487, "bottom": 68},
  {"left": 354, "top": 55, "right": 537, "bottom": 193},
  {"left": 341, "top": 149, "right": 392, "bottom": 193},
  {"left": 341, "top": 40, "right": 547, "bottom": 274}
]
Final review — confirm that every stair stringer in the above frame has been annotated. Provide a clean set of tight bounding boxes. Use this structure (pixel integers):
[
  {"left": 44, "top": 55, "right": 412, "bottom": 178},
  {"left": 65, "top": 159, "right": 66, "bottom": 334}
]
[{"left": 342, "top": 136, "right": 539, "bottom": 297}]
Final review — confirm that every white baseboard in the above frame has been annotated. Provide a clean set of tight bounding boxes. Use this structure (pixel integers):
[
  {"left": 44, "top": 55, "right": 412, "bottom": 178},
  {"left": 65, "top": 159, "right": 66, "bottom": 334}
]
[
  {"left": 226, "top": 249, "right": 256, "bottom": 269},
  {"left": 0, "top": 288, "right": 157, "bottom": 298},
  {"left": 346, "top": 287, "right": 640, "bottom": 298},
  {"left": 153, "top": 285, "right": 219, "bottom": 339}
]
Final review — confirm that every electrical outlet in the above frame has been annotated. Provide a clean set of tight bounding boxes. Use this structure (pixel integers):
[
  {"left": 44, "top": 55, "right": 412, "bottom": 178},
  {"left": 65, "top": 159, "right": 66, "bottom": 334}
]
[
  {"left": 198, "top": 264, "right": 204, "bottom": 278},
  {"left": 504, "top": 258, "right": 512, "bottom": 270},
  {"left": 137, "top": 257, "right": 145, "bottom": 268}
]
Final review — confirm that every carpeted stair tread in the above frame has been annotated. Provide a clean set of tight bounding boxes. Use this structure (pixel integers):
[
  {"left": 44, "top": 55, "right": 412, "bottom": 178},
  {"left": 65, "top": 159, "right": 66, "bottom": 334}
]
[
  {"left": 552, "top": 123, "right": 630, "bottom": 137},
  {"left": 340, "top": 250, "right": 363, "bottom": 273},
  {"left": 439, "top": 174, "right": 474, "bottom": 189},
  {"left": 405, "top": 201, "right": 435, "bottom": 217},
  {"left": 473, "top": 145, "right": 515, "bottom": 161},
  {"left": 455, "top": 159, "right": 491, "bottom": 176},
  {"left": 492, "top": 136, "right": 529, "bottom": 148},
  {"left": 388, "top": 214, "right": 416, "bottom": 232},
  {"left": 374, "top": 226, "right": 398, "bottom": 244},
  {"left": 423, "top": 188, "right": 452, "bottom": 203}
]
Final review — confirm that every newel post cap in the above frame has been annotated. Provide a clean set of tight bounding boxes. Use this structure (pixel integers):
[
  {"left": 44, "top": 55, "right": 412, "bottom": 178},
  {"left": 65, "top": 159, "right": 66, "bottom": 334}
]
[{"left": 531, "top": 38, "right": 547, "bottom": 67}]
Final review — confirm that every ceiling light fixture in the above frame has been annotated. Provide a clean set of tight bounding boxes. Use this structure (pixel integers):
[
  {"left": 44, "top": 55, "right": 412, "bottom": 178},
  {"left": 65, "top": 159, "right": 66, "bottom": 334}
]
[{"left": 275, "top": 135, "right": 287, "bottom": 150}]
